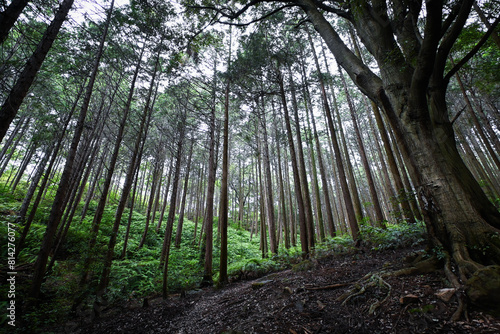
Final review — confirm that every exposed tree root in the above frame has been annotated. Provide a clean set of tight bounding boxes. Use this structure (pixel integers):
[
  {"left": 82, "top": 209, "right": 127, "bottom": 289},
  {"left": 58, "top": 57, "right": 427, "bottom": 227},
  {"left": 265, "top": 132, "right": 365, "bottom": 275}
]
[
  {"left": 337, "top": 274, "right": 392, "bottom": 315},
  {"left": 304, "top": 282, "right": 352, "bottom": 290},
  {"left": 336, "top": 252, "right": 476, "bottom": 321}
]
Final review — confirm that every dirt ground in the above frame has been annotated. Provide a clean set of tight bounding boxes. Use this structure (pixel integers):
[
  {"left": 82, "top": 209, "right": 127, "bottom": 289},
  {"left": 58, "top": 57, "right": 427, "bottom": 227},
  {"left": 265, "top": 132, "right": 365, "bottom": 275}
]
[{"left": 62, "top": 246, "right": 500, "bottom": 334}]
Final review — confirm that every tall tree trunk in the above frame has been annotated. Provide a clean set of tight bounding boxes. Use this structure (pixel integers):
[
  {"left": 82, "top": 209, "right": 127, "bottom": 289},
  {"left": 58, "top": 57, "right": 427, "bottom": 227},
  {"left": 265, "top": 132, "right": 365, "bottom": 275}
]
[
  {"left": 0, "top": 0, "right": 29, "bottom": 44},
  {"left": 202, "top": 69, "right": 217, "bottom": 285},
  {"left": 10, "top": 142, "right": 35, "bottom": 191},
  {"left": 317, "top": 41, "right": 364, "bottom": 223},
  {"left": 139, "top": 159, "right": 161, "bottom": 248},
  {"left": 96, "top": 62, "right": 159, "bottom": 299},
  {"left": 29, "top": 0, "right": 113, "bottom": 300},
  {"left": 277, "top": 68, "right": 309, "bottom": 256},
  {"left": 121, "top": 161, "right": 141, "bottom": 259},
  {"left": 288, "top": 71, "right": 315, "bottom": 249},
  {"left": 257, "top": 97, "right": 278, "bottom": 254},
  {"left": 0, "top": 115, "right": 31, "bottom": 177},
  {"left": 338, "top": 65, "right": 385, "bottom": 227},
  {"left": 274, "top": 117, "right": 291, "bottom": 248},
  {"left": 299, "top": 55, "right": 336, "bottom": 237},
  {"left": 303, "top": 106, "right": 326, "bottom": 241},
  {"left": 302, "top": 80, "right": 336, "bottom": 237},
  {"left": 256, "top": 142, "right": 268, "bottom": 258},
  {"left": 219, "top": 77, "right": 230, "bottom": 283},
  {"left": 309, "top": 39, "right": 359, "bottom": 240},
  {"left": 0, "top": 0, "right": 75, "bottom": 142},
  {"left": 175, "top": 141, "right": 194, "bottom": 248},
  {"left": 193, "top": 163, "right": 205, "bottom": 243},
  {"left": 160, "top": 115, "right": 186, "bottom": 298},
  {"left": 156, "top": 159, "right": 174, "bottom": 232},
  {"left": 81, "top": 44, "right": 144, "bottom": 284}
]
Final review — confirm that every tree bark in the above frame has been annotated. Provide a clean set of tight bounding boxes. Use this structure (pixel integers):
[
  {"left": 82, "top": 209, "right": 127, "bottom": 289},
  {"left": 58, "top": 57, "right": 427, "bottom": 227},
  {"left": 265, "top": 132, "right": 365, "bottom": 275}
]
[
  {"left": 0, "top": 0, "right": 75, "bottom": 142},
  {"left": 29, "top": 0, "right": 112, "bottom": 300},
  {"left": 202, "top": 65, "right": 217, "bottom": 285},
  {"left": 288, "top": 70, "right": 315, "bottom": 249},
  {"left": 337, "top": 65, "right": 385, "bottom": 227},
  {"left": 0, "top": 0, "right": 29, "bottom": 44},
  {"left": 160, "top": 118, "right": 185, "bottom": 298},
  {"left": 175, "top": 141, "right": 194, "bottom": 248},
  {"left": 278, "top": 68, "right": 309, "bottom": 256},
  {"left": 295, "top": 0, "right": 500, "bottom": 281},
  {"left": 219, "top": 78, "right": 230, "bottom": 283},
  {"left": 257, "top": 96, "right": 278, "bottom": 254},
  {"left": 81, "top": 43, "right": 144, "bottom": 284}
]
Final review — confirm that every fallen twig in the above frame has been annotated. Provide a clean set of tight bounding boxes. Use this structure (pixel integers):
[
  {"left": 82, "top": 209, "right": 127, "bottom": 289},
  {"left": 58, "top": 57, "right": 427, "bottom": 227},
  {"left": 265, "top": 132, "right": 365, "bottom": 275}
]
[{"left": 305, "top": 282, "right": 352, "bottom": 290}]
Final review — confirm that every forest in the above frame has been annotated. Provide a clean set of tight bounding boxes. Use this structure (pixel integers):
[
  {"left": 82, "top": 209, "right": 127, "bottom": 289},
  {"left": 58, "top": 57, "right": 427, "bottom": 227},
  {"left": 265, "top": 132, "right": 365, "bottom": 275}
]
[{"left": 1, "top": 0, "right": 499, "bottom": 333}]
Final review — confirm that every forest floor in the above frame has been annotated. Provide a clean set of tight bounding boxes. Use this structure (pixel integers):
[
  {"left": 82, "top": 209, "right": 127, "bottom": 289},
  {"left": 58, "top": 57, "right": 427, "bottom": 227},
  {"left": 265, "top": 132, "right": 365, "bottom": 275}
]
[{"left": 61, "top": 245, "right": 500, "bottom": 334}]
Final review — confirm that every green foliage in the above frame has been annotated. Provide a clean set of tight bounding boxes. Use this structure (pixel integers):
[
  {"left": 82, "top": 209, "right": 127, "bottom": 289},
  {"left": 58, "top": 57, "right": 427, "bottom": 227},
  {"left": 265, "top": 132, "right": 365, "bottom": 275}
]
[
  {"left": 359, "top": 221, "right": 426, "bottom": 251},
  {"left": 315, "top": 234, "right": 356, "bottom": 256},
  {"left": 431, "top": 245, "right": 446, "bottom": 261},
  {"left": 1, "top": 174, "right": 430, "bottom": 332}
]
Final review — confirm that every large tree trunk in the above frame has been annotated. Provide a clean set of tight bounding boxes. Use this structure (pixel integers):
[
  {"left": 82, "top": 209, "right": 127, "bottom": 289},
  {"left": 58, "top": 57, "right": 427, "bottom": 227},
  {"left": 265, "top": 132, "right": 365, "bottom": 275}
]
[
  {"left": 0, "top": 0, "right": 29, "bottom": 44},
  {"left": 289, "top": 71, "right": 315, "bottom": 249},
  {"left": 0, "top": 0, "right": 74, "bottom": 142},
  {"left": 202, "top": 80, "right": 217, "bottom": 286},
  {"left": 29, "top": 0, "right": 111, "bottom": 300},
  {"left": 296, "top": 0, "right": 500, "bottom": 288},
  {"left": 409, "top": 87, "right": 500, "bottom": 279},
  {"left": 160, "top": 122, "right": 185, "bottom": 298},
  {"left": 81, "top": 44, "right": 144, "bottom": 284},
  {"left": 278, "top": 68, "right": 309, "bottom": 256},
  {"left": 175, "top": 141, "right": 194, "bottom": 248},
  {"left": 219, "top": 80, "right": 230, "bottom": 283},
  {"left": 257, "top": 97, "right": 278, "bottom": 254}
]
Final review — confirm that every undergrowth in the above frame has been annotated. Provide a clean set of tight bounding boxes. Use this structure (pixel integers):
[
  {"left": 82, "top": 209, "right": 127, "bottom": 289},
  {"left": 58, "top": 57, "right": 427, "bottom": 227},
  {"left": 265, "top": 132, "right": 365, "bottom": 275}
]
[
  {"left": 0, "top": 177, "right": 428, "bottom": 333},
  {"left": 359, "top": 220, "right": 426, "bottom": 250}
]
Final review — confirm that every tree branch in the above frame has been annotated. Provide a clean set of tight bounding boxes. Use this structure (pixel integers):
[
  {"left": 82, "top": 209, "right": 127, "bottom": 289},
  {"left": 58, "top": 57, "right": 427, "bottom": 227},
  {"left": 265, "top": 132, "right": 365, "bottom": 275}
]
[
  {"left": 444, "top": 15, "right": 500, "bottom": 83},
  {"left": 217, "top": 4, "right": 298, "bottom": 27},
  {"left": 435, "top": 0, "right": 474, "bottom": 76},
  {"left": 190, "top": 0, "right": 285, "bottom": 20},
  {"left": 310, "top": 0, "right": 351, "bottom": 20}
]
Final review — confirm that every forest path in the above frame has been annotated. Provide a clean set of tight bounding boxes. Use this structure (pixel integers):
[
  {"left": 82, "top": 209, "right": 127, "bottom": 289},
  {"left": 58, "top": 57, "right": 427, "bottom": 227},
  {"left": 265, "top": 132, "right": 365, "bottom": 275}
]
[{"left": 70, "top": 246, "right": 500, "bottom": 334}]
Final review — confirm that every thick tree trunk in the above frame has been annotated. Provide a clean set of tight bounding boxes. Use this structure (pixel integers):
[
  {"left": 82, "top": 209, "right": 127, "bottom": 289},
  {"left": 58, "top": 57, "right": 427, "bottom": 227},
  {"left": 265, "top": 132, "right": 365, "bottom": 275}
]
[
  {"left": 0, "top": 0, "right": 74, "bottom": 142},
  {"left": 407, "top": 88, "right": 500, "bottom": 279},
  {"left": 0, "top": 0, "right": 29, "bottom": 44}
]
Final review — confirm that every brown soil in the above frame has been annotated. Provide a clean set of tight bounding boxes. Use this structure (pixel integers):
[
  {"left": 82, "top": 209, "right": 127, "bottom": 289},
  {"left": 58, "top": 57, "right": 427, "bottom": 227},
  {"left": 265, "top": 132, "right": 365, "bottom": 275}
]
[{"left": 63, "top": 246, "right": 500, "bottom": 334}]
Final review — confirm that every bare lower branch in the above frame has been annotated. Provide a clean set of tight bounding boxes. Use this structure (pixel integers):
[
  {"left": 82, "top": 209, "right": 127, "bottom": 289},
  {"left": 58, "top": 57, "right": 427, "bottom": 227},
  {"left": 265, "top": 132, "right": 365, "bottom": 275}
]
[
  {"left": 444, "top": 15, "right": 500, "bottom": 83},
  {"left": 217, "top": 4, "right": 298, "bottom": 27}
]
